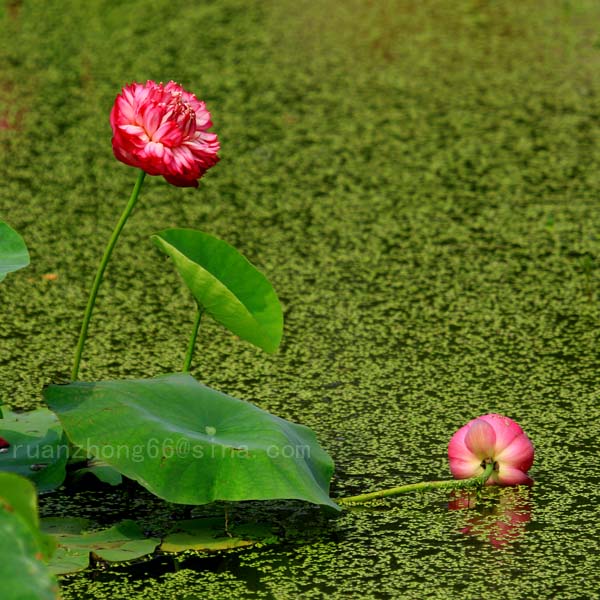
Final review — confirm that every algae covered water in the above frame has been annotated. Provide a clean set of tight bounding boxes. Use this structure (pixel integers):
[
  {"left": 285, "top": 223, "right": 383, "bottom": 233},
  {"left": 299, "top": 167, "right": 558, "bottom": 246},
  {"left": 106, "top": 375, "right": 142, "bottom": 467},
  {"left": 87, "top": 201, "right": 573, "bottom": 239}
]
[{"left": 2, "top": 1, "right": 600, "bottom": 598}]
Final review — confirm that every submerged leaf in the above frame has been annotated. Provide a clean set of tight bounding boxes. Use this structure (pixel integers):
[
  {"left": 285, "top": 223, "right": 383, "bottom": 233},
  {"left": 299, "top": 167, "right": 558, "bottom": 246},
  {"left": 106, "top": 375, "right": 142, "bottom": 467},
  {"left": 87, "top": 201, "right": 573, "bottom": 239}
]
[
  {"left": 161, "top": 518, "right": 278, "bottom": 552},
  {"left": 41, "top": 518, "right": 159, "bottom": 575}
]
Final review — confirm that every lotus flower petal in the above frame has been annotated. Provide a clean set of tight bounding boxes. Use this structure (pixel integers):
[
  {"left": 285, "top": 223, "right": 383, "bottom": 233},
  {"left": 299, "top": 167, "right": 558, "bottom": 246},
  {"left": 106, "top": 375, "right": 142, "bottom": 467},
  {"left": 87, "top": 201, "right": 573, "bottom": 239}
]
[
  {"left": 495, "top": 433, "right": 535, "bottom": 472},
  {"left": 464, "top": 419, "right": 496, "bottom": 460},
  {"left": 479, "top": 414, "right": 524, "bottom": 453},
  {"left": 495, "top": 464, "right": 534, "bottom": 486}
]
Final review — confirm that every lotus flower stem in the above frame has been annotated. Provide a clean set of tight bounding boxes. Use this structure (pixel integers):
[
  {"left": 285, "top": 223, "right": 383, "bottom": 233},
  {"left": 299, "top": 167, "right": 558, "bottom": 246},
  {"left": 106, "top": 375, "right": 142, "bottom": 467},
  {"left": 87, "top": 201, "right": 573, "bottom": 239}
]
[
  {"left": 337, "top": 461, "right": 495, "bottom": 505},
  {"left": 183, "top": 305, "right": 204, "bottom": 373},
  {"left": 71, "top": 170, "right": 146, "bottom": 380}
]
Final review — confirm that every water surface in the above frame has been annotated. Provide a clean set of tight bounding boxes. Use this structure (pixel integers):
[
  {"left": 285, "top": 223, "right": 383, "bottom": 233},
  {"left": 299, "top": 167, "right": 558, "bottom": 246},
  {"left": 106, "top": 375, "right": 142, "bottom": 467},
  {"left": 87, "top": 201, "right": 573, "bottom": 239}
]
[{"left": 1, "top": 1, "right": 600, "bottom": 598}]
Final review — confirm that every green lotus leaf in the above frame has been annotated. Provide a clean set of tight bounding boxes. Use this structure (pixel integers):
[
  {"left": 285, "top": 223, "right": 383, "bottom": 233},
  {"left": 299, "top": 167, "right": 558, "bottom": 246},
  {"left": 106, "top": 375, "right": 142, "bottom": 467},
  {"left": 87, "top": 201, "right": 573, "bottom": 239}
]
[
  {"left": 152, "top": 228, "right": 283, "bottom": 353},
  {"left": 0, "top": 473, "right": 59, "bottom": 599},
  {"left": 44, "top": 374, "right": 338, "bottom": 509},
  {"left": 0, "top": 409, "right": 68, "bottom": 492},
  {"left": 72, "top": 460, "right": 123, "bottom": 486},
  {"left": 0, "top": 220, "right": 29, "bottom": 283},
  {"left": 41, "top": 518, "right": 160, "bottom": 575},
  {"left": 161, "top": 518, "right": 278, "bottom": 552}
]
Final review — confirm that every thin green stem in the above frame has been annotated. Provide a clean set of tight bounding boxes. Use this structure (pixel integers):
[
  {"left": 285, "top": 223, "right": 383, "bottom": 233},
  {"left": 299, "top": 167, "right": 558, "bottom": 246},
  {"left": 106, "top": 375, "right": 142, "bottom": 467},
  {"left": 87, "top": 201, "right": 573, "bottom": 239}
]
[
  {"left": 183, "top": 306, "right": 204, "bottom": 373},
  {"left": 337, "top": 461, "right": 495, "bottom": 505},
  {"left": 71, "top": 170, "right": 147, "bottom": 381}
]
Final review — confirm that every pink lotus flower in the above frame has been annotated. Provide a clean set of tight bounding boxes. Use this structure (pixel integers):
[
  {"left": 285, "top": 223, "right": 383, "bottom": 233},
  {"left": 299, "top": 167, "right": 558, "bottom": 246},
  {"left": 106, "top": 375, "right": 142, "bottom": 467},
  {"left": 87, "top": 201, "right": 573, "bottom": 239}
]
[
  {"left": 448, "top": 413, "right": 534, "bottom": 486},
  {"left": 110, "top": 80, "right": 220, "bottom": 187}
]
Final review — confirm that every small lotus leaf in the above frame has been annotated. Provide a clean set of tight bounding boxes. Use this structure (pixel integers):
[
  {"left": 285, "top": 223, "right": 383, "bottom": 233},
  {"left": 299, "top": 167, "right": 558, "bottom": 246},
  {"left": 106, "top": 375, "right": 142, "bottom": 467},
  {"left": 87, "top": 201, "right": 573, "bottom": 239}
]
[
  {"left": 0, "top": 220, "right": 29, "bottom": 283},
  {"left": 41, "top": 518, "right": 159, "bottom": 575},
  {"left": 152, "top": 228, "right": 283, "bottom": 353}
]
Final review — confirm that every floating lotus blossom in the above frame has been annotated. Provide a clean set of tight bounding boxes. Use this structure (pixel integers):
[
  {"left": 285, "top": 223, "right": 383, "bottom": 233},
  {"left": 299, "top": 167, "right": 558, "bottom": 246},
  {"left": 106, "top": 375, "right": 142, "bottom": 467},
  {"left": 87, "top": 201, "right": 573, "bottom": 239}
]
[
  {"left": 448, "top": 413, "right": 534, "bottom": 486},
  {"left": 110, "top": 80, "right": 220, "bottom": 187},
  {"left": 0, "top": 436, "right": 9, "bottom": 452}
]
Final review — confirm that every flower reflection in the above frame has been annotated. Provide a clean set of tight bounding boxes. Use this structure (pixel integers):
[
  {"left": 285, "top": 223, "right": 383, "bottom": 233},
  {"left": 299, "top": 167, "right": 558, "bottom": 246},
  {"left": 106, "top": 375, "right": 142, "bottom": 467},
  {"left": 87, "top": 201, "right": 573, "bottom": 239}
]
[{"left": 448, "top": 487, "right": 532, "bottom": 548}]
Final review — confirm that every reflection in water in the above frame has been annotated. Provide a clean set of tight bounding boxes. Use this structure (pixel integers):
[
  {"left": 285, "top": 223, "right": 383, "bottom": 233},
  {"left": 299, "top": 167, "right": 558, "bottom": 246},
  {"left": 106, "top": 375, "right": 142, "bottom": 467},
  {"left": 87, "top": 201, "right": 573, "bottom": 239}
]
[{"left": 448, "top": 487, "right": 532, "bottom": 548}]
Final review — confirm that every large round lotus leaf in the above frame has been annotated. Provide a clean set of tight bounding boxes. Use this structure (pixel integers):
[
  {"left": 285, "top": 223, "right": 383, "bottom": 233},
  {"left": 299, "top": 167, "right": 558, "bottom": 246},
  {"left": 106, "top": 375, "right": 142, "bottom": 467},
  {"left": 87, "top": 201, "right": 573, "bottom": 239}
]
[
  {"left": 0, "top": 220, "right": 29, "bottom": 283},
  {"left": 0, "top": 409, "right": 68, "bottom": 492},
  {"left": 44, "top": 374, "right": 338, "bottom": 509},
  {"left": 152, "top": 228, "right": 283, "bottom": 353}
]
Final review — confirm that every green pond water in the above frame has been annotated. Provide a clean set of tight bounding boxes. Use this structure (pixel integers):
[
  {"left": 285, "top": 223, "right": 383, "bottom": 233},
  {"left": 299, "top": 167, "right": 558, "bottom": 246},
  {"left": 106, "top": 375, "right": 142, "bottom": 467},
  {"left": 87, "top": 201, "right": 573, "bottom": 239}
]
[{"left": 2, "top": 0, "right": 600, "bottom": 598}]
